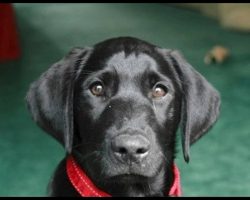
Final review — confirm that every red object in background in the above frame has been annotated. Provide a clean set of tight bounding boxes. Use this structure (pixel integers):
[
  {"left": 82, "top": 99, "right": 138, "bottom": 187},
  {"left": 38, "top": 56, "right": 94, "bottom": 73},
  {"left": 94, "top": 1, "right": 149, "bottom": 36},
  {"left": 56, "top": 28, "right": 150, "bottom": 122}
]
[{"left": 0, "top": 3, "right": 21, "bottom": 62}]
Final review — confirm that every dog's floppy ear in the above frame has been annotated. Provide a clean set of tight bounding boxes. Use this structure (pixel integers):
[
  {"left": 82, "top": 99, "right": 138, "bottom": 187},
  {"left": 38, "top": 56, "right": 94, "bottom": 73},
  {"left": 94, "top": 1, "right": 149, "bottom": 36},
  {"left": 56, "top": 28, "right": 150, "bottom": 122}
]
[
  {"left": 157, "top": 48, "right": 220, "bottom": 162},
  {"left": 26, "top": 47, "right": 92, "bottom": 153}
]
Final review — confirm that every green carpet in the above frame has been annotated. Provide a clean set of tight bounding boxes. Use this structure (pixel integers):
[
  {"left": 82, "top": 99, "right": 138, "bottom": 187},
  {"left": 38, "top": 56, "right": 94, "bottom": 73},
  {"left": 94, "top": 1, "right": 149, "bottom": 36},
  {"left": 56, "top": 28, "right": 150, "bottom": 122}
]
[{"left": 1, "top": 3, "right": 250, "bottom": 196}]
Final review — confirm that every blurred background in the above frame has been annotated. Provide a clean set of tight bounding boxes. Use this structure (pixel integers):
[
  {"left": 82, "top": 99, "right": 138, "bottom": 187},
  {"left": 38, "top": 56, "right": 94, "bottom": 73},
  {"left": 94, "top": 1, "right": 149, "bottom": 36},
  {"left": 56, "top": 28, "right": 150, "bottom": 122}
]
[{"left": 0, "top": 3, "right": 250, "bottom": 196}]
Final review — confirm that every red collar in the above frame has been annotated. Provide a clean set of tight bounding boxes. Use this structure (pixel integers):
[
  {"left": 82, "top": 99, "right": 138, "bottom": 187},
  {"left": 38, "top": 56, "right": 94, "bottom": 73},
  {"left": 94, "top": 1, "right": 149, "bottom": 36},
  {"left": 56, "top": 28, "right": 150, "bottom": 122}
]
[{"left": 66, "top": 155, "right": 181, "bottom": 197}]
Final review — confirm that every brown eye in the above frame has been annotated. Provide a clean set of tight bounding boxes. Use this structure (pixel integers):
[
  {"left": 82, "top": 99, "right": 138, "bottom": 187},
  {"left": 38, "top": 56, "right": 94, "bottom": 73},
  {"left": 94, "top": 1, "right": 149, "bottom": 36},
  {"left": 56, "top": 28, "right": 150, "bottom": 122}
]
[
  {"left": 90, "top": 82, "right": 104, "bottom": 96},
  {"left": 152, "top": 84, "right": 168, "bottom": 98}
]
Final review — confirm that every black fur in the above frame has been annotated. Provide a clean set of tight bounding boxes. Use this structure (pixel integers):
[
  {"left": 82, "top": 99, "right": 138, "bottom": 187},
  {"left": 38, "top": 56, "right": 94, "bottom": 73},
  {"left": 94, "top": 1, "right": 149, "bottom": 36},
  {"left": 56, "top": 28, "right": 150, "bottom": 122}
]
[{"left": 26, "top": 37, "right": 220, "bottom": 197}]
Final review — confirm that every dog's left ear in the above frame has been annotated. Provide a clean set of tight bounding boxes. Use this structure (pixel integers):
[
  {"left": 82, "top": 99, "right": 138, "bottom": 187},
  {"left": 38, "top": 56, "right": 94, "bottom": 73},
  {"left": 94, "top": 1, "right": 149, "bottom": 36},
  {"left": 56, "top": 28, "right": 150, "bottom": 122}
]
[
  {"left": 157, "top": 48, "right": 221, "bottom": 163},
  {"left": 26, "top": 47, "right": 92, "bottom": 153}
]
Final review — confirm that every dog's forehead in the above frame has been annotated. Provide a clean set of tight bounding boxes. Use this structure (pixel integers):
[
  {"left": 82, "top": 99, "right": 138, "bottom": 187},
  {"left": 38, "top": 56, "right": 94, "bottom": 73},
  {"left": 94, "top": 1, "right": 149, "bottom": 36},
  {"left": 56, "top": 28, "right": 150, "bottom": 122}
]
[{"left": 105, "top": 51, "right": 159, "bottom": 74}]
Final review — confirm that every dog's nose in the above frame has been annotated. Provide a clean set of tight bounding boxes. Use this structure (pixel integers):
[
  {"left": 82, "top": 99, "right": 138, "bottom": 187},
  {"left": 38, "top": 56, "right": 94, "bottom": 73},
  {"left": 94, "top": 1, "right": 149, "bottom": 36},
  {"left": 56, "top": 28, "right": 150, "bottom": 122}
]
[{"left": 111, "top": 134, "right": 150, "bottom": 163}]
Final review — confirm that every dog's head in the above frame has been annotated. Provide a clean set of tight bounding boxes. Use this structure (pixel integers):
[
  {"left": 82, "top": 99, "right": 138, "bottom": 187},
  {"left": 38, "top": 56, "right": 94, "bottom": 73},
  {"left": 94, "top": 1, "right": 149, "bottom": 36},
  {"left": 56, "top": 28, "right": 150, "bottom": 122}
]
[{"left": 26, "top": 37, "right": 220, "bottom": 196}]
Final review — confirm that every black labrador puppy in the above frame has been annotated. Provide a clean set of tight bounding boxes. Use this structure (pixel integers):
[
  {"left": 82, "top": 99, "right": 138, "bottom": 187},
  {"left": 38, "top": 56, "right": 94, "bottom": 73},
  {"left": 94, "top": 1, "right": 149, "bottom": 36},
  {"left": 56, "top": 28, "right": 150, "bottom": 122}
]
[{"left": 26, "top": 37, "right": 220, "bottom": 197}]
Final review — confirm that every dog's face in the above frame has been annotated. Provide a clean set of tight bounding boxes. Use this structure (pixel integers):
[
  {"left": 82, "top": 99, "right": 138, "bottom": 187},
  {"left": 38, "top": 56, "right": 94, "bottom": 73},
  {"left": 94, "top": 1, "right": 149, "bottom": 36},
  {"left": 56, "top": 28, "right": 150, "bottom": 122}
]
[
  {"left": 26, "top": 37, "right": 220, "bottom": 196},
  {"left": 74, "top": 50, "right": 181, "bottom": 189}
]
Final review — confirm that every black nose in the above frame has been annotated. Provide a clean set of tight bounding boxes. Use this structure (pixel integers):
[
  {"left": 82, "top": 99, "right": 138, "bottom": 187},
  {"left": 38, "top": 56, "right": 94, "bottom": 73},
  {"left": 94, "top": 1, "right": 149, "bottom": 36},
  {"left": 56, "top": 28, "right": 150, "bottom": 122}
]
[{"left": 111, "top": 134, "right": 150, "bottom": 163}]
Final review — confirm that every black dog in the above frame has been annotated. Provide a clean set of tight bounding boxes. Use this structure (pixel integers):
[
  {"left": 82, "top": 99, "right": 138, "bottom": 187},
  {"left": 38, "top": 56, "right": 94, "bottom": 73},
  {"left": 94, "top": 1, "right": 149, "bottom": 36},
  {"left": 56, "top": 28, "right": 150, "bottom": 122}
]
[{"left": 26, "top": 37, "right": 220, "bottom": 197}]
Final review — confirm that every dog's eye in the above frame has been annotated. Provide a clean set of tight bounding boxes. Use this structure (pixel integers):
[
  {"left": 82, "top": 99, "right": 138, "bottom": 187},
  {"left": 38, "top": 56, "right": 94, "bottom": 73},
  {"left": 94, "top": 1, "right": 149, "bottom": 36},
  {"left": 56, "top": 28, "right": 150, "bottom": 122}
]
[
  {"left": 152, "top": 84, "right": 168, "bottom": 98},
  {"left": 90, "top": 82, "right": 104, "bottom": 96}
]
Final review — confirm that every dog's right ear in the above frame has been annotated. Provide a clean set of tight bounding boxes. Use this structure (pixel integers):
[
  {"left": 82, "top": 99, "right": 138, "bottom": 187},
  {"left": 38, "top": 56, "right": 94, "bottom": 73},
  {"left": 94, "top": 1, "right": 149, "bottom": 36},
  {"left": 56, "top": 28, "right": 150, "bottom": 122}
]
[{"left": 26, "top": 47, "right": 92, "bottom": 153}]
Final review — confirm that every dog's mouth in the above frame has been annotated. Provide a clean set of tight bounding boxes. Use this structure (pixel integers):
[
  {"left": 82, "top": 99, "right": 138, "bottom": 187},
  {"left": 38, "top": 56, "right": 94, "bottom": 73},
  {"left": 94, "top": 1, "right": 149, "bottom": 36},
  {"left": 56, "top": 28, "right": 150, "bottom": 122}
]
[
  {"left": 107, "top": 173, "right": 149, "bottom": 184},
  {"left": 104, "top": 160, "right": 165, "bottom": 184}
]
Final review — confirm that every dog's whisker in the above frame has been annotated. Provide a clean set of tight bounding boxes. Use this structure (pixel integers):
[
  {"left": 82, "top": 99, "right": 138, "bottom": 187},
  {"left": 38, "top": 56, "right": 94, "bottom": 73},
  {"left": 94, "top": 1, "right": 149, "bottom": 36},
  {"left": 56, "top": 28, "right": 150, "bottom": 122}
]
[
  {"left": 71, "top": 142, "right": 100, "bottom": 149},
  {"left": 73, "top": 150, "right": 107, "bottom": 165},
  {"left": 73, "top": 151, "right": 96, "bottom": 162},
  {"left": 159, "top": 151, "right": 168, "bottom": 163},
  {"left": 152, "top": 101, "right": 156, "bottom": 112}
]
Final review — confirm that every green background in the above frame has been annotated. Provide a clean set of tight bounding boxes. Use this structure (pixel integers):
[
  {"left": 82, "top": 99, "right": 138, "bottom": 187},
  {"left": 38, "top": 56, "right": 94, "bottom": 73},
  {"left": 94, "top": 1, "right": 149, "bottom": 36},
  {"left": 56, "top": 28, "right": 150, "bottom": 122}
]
[{"left": 1, "top": 3, "right": 250, "bottom": 196}]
